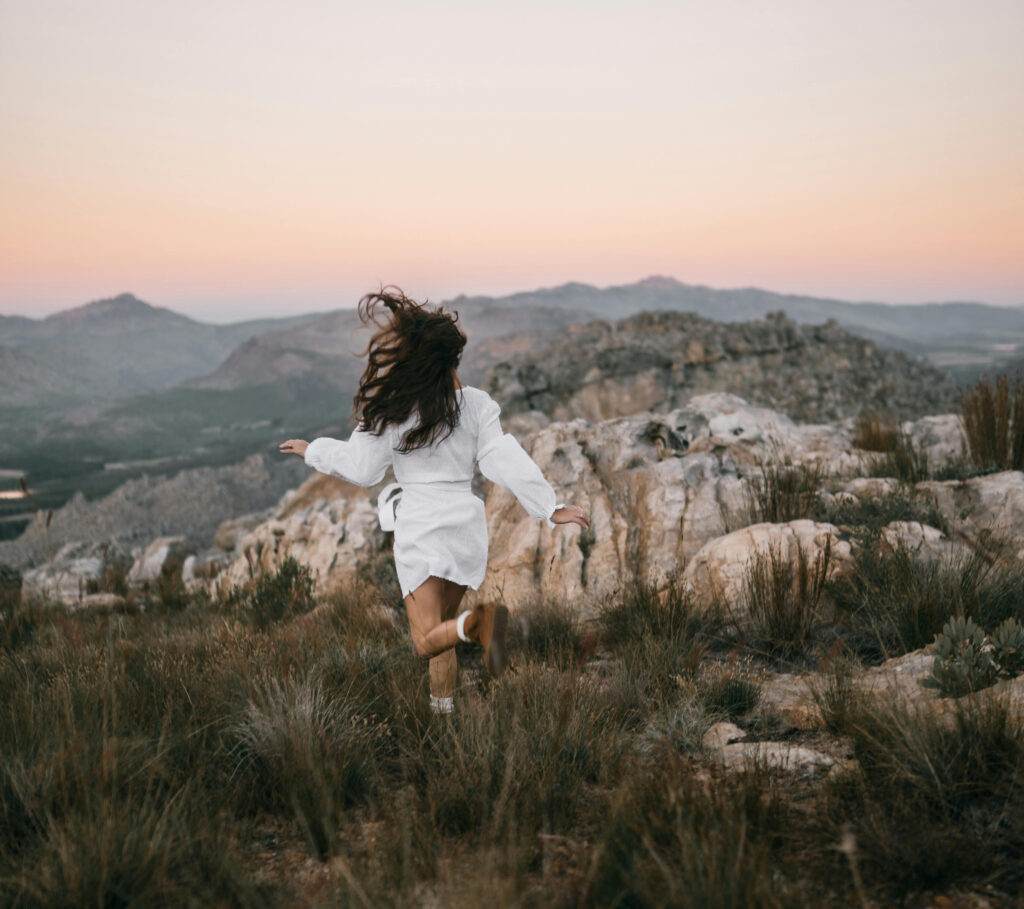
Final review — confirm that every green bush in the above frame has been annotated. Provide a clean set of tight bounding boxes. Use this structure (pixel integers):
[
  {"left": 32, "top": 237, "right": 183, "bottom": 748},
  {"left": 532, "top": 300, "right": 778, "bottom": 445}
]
[{"left": 219, "top": 555, "right": 316, "bottom": 630}]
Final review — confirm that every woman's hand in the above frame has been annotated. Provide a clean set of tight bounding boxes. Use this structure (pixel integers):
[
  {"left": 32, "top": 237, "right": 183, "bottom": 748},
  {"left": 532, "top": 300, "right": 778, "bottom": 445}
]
[
  {"left": 279, "top": 439, "right": 309, "bottom": 457},
  {"left": 551, "top": 504, "right": 590, "bottom": 529}
]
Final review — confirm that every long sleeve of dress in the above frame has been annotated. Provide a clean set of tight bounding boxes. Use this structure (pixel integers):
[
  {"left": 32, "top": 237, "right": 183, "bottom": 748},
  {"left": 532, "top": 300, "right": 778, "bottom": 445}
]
[
  {"left": 475, "top": 395, "right": 565, "bottom": 528},
  {"left": 303, "top": 424, "right": 392, "bottom": 487}
]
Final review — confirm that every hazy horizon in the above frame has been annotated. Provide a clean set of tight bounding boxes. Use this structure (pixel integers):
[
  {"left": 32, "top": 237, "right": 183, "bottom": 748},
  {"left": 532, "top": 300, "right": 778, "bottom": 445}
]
[
  {"left": 2, "top": 0, "right": 1021, "bottom": 322},
  {"left": 3, "top": 274, "right": 1024, "bottom": 326}
]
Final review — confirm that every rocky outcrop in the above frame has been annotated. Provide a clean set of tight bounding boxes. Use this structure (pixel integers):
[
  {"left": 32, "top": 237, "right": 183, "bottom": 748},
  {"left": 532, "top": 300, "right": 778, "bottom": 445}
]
[
  {"left": 486, "top": 310, "right": 959, "bottom": 429},
  {"left": 191, "top": 394, "right": 867, "bottom": 610},
  {"left": 20, "top": 394, "right": 1016, "bottom": 617}
]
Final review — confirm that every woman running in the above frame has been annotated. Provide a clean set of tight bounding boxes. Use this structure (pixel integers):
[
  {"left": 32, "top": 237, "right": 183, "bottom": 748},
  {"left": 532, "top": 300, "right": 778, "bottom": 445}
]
[{"left": 279, "top": 286, "right": 590, "bottom": 714}]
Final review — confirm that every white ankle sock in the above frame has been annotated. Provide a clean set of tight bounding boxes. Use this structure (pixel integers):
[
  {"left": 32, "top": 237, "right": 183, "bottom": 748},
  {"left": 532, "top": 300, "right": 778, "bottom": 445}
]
[
  {"left": 455, "top": 609, "right": 473, "bottom": 643},
  {"left": 430, "top": 694, "right": 454, "bottom": 714}
]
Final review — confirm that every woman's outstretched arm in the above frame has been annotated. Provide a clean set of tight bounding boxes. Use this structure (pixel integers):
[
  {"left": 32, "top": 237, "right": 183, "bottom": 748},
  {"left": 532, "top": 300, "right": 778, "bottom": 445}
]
[
  {"left": 279, "top": 424, "right": 392, "bottom": 487},
  {"left": 474, "top": 395, "right": 589, "bottom": 530}
]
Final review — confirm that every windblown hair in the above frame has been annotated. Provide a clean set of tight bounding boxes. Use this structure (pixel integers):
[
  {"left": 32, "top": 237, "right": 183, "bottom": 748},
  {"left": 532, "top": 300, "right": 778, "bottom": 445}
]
[{"left": 352, "top": 285, "right": 467, "bottom": 453}]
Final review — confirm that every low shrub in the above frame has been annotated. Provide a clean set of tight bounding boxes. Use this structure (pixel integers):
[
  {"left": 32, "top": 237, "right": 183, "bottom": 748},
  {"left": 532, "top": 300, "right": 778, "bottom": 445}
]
[
  {"left": 218, "top": 555, "right": 316, "bottom": 630},
  {"left": 921, "top": 615, "right": 1024, "bottom": 697}
]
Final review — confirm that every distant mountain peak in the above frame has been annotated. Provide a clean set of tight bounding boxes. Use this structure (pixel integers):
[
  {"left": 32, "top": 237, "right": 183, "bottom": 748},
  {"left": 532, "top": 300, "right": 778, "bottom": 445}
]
[
  {"left": 634, "top": 275, "right": 685, "bottom": 290},
  {"left": 44, "top": 292, "right": 196, "bottom": 326}
]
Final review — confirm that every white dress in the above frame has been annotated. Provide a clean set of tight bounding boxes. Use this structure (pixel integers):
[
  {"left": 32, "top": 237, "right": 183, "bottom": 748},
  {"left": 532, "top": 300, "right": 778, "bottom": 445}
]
[{"left": 303, "top": 386, "right": 565, "bottom": 597}]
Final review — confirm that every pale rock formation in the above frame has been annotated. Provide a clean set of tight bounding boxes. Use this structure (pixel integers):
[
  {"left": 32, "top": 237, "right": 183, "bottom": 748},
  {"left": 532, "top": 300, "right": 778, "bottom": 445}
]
[
  {"left": 917, "top": 471, "right": 1024, "bottom": 553},
  {"left": 903, "top": 413, "right": 966, "bottom": 467},
  {"left": 21, "top": 540, "right": 131, "bottom": 606},
  {"left": 679, "top": 520, "right": 853, "bottom": 621},
  {"left": 211, "top": 495, "right": 387, "bottom": 599},
  {"left": 840, "top": 477, "right": 903, "bottom": 502},
  {"left": 879, "top": 521, "right": 975, "bottom": 564},
  {"left": 706, "top": 741, "right": 838, "bottom": 776},
  {"left": 127, "top": 536, "right": 195, "bottom": 584},
  {"left": 212, "top": 510, "right": 273, "bottom": 553},
  {"left": 701, "top": 720, "right": 747, "bottom": 750}
]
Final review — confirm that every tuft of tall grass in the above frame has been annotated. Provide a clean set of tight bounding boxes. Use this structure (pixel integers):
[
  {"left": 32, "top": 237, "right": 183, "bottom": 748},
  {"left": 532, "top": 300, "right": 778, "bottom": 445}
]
[
  {"left": 746, "top": 456, "right": 829, "bottom": 525},
  {"left": 806, "top": 646, "right": 863, "bottom": 734},
  {"left": 737, "top": 538, "right": 832, "bottom": 661},
  {"left": 866, "top": 430, "right": 930, "bottom": 484},
  {"left": 598, "top": 573, "right": 713, "bottom": 705},
  {"left": 853, "top": 410, "right": 899, "bottom": 452},
  {"left": 400, "top": 663, "right": 632, "bottom": 848},
  {"left": 228, "top": 670, "right": 384, "bottom": 860},
  {"left": 507, "top": 596, "right": 585, "bottom": 669},
  {"left": 960, "top": 372, "right": 1024, "bottom": 472}
]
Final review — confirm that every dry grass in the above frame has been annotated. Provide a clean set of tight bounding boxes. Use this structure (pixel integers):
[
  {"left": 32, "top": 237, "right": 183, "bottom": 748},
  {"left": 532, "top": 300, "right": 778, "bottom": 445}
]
[
  {"left": 2, "top": 553, "right": 1022, "bottom": 906},
  {"left": 852, "top": 410, "right": 899, "bottom": 452},
  {"left": 961, "top": 372, "right": 1024, "bottom": 472}
]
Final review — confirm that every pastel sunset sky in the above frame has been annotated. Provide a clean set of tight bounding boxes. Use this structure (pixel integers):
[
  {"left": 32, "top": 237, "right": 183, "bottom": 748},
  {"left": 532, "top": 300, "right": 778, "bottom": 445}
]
[{"left": 1, "top": 0, "right": 1022, "bottom": 322}]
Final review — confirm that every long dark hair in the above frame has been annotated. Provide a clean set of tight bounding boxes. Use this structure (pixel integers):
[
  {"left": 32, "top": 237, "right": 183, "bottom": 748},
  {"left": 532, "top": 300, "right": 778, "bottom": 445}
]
[{"left": 352, "top": 285, "right": 467, "bottom": 453}]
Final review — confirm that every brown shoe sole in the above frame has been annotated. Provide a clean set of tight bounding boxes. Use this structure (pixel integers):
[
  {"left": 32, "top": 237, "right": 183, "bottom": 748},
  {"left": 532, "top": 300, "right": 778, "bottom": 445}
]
[{"left": 485, "top": 604, "right": 510, "bottom": 677}]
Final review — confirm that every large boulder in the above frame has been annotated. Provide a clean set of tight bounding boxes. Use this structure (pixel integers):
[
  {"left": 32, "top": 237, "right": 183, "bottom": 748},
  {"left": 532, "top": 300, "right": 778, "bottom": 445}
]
[
  {"left": 127, "top": 536, "right": 195, "bottom": 585},
  {"left": 680, "top": 520, "right": 853, "bottom": 622},
  {"left": 917, "top": 471, "right": 1024, "bottom": 554},
  {"left": 903, "top": 413, "right": 966, "bottom": 468}
]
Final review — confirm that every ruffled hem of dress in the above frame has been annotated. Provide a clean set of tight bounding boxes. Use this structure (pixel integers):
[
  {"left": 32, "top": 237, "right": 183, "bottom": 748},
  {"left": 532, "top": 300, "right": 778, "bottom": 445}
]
[{"left": 401, "top": 566, "right": 485, "bottom": 598}]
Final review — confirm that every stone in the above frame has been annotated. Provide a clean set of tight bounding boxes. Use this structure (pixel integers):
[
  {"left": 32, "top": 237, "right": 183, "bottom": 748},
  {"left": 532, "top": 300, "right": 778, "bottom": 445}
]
[
  {"left": 680, "top": 520, "right": 853, "bottom": 621},
  {"left": 880, "top": 521, "right": 974, "bottom": 564},
  {"left": 707, "top": 741, "right": 836, "bottom": 775},
  {"left": 917, "top": 471, "right": 1024, "bottom": 553},
  {"left": 127, "top": 536, "right": 195, "bottom": 584},
  {"left": 840, "top": 477, "right": 903, "bottom": 502},
  {"left": 181, "top": 551, "right": 231, "bottom": 589},
  {"left": 903, "top": 413, "right": 966, "bottom": 468},
  {"left": 212, "top": 511, "right": 272, "bottom": 552},
  {"left": 702, "top": 721, "right": 747, "bottom": 750},
  {"left": 72, "top": 592, "right": 128, "bottom": 612}
]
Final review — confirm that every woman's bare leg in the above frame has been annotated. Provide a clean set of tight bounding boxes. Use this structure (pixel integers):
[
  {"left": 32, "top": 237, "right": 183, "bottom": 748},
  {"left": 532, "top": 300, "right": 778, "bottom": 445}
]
[
  {"left": 427, "top": 580, "right": 467, "bottom": 698},
  {"left": 404, "top": 576, "right": 472, "bottom": 660},
  {"left": 405, "top": 577, "right": 467, "bottom": 703}
]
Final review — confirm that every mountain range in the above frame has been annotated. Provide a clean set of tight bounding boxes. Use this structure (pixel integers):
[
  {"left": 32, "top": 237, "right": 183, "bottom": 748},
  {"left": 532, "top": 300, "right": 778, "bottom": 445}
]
[{"left": 1, "top": 277, "right": 1021, "bottom": 537}]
